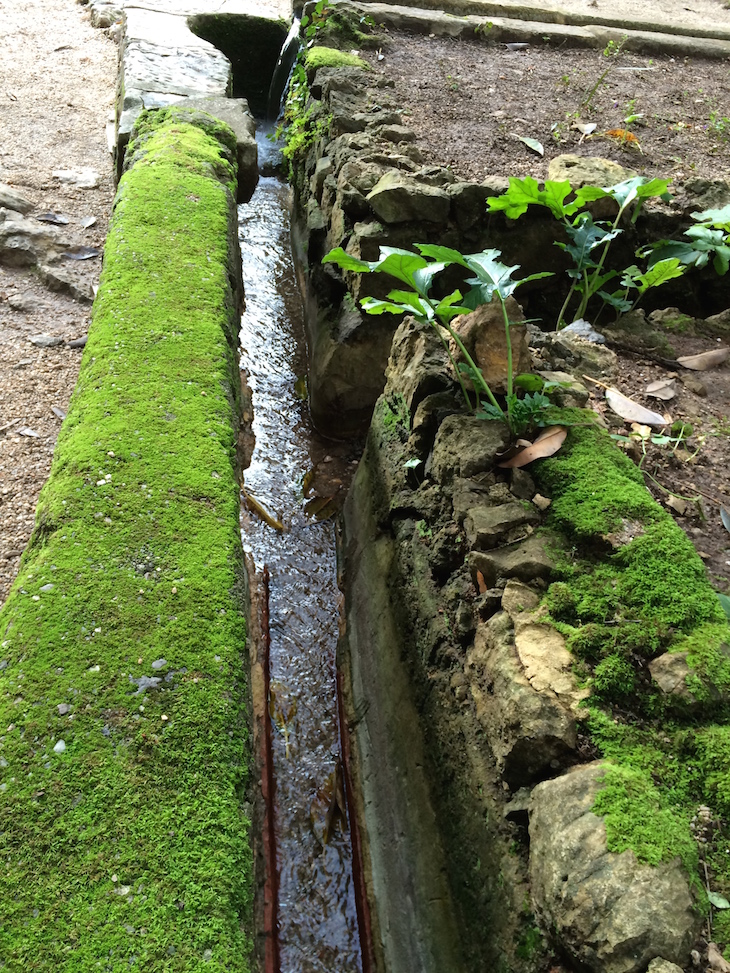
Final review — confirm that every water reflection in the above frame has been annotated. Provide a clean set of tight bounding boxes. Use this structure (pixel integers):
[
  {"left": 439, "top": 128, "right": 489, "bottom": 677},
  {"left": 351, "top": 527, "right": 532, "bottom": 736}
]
[{"left": 238, "top": 171, "right": 362, "bottom": 973}]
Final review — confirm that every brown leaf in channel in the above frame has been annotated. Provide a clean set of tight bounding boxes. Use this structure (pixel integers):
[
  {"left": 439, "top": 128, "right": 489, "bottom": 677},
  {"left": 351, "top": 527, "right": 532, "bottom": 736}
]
[
  {"left": 677, "top": 347, "right": 729, "bottom": 371},
  {"left": 605, "top": 388, "right": 667, "bottom": 426},
  {"left": 476, "top": 570, "right": 488, "bottom": 594},
  {"left": 497, "top": 425, "right": 567, "bottom": 468}
]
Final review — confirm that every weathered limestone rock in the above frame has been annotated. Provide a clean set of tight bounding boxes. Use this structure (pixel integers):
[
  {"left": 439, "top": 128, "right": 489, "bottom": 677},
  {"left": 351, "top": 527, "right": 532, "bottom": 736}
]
[
  {"left": 366, "top": 171, "right": 451, "bottom": 224},
  {"left": 447, "top": 181, "right": 491, "bottom": 231},
  {"left": 306, "top": 297, "right": 395, "bottom": 437},
  {"left": 647, "top": 960, "right": 684, "bottom": 973},
  {"left": 467, "top": 613, "right": 578, "bottom": 785},
  {"left": 548, "top": 154, "right": 636, "bottom": 188},
  {"left": 449, "top": 297, "right": 531, "bottom": 394},
  {"left": 468, "top": 535, "right": 555, "bottom": 586},
  {"left": 0, "top": 184, "right": 33, "bottom": 215},
  {"left": 430, "top": 414, "right": 509, "bottom": 485},
  {"left": 550, "top": 329, "right": 618, "bottom": 380},
  {"left": 683, "top": 177, "right": 730, "bottom": 213},
  {"left": 529, "top": 763, "right": 700, "bottom": 973},
  {"left": 500, "top": 579, "right": 541, "bottom": 615},
  {"left": 650, "top": 649, "right": 730, "bottom": 708},
  {"left": 464, "top": 502, "right": 539, "bottom": 550},
  {"left": 178, "top": 96, "right": 258, "bottom": 202},
  {"left": 0, "top": 213, "right": 67, "bottom": 268},
  {"left": 116, "top": 7, "right": 233, "bottom": 173},
  {"left": 385, "top": 317, "right": 451, "bottom": 412}
]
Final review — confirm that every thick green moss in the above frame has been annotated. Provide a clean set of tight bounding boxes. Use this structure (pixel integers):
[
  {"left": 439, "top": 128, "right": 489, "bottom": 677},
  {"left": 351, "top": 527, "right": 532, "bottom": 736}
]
[
  {"left": 536, "top": 424, "right": 661, "bottom": 538},
  {"left": 535, "top": 421, "right": 730, "bottom": 906},
  {"left": 593, "top": 763, "right": 699, "bottom": 874},
  {"left": 0, "top": 112, "right": 252, "bottom": 969},
  {"left": 304, "top": 45, "right": 369, "bottom": 71}
]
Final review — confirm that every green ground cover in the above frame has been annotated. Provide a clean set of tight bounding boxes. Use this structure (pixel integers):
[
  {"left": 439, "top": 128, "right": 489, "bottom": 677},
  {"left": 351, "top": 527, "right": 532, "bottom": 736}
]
[
  {"left": 535, "top": 425, "right": 730, "bottom": 923},
  {"left": 0, "top": 110, "right": 253, "bottom": 971}
]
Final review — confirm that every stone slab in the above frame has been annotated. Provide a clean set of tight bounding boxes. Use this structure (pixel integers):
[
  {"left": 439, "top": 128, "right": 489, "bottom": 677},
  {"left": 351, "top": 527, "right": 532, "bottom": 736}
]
[
  {"left": 347, "top": 0, "right": 730, "bottom": 43},
  {"left": 330, "top": 0, "right": 730, "bottom": 57}
]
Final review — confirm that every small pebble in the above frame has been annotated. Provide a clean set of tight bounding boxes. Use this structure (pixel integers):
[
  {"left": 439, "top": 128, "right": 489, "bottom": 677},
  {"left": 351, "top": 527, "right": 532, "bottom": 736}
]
[
  {"left": 57, "top": 703, "right": 71, "bottom": 716},
  {"left": 53, "top": 740, "right": 66, "bottom": 753},
  {"left": 161, "top": 714, "right": 169, "bottom": 722},
  {"left": 39, "top": 584, "right": 54, "bottom": 593},
  {"left": 151, "top": 659, "right": 167, "bottom": 670}
]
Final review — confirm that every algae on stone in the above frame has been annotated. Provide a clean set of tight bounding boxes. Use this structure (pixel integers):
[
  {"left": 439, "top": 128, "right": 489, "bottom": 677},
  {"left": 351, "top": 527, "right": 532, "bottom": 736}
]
[{"left": 0, "top": 109, "right": 253, "bottom": 970}]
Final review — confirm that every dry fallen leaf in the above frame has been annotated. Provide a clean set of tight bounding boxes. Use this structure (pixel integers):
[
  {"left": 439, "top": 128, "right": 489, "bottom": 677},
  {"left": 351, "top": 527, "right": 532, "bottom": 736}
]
[
  {"left": 721, "top": 506, "right": 730, "bottom": 534},
  {"left": 476, "top": 570, "right": 488, "bottom": 594},
  {"left": 666, "top": 495, "right": 689, "bottom": 516},
  {"left": 645, "top": 378, "right": 676, "bottom": 401},
  {"left": 497, "top": 425, "right": 567, "bottom": 468},
  {"left": 677, "top": 347, "right": 729, "bottom": 371},
  {"left": 629, "top": 422, "right": 652, "bottom": 439},
  {"left": 605, "top": 387, "right": 667, "bottom": 426},
  {"left": 572, "top": 121, "right": 598, "bottom": 136},
  {"left": 707, "top": 942, "right": 730, "bottom": 973}
]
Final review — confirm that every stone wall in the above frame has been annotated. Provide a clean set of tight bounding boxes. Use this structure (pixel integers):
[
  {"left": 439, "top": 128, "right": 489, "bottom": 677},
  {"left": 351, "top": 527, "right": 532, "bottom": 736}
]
[{"left": 339, "top": 315, "right": 730, "bottom": 971}]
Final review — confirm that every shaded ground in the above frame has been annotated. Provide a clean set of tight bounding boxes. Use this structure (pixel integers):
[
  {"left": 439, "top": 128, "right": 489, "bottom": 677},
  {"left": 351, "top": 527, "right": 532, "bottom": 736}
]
[
  {"left": 361, "top": 30, "right": 730, "bottom": 596},
  {"left": 364, "top": 33, "right": 730, "bottom": 184},
  {"left": 0, "top": 0, "right": 116, "bottom": 605}
]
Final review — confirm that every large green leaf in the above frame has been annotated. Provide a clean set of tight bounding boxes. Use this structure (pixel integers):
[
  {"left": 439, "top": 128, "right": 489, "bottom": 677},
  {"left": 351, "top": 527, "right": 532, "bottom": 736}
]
[
  {"left": 373, "top": 248, "right": 430, "bottom": 289},
  {"left": 385, "top": 290, "right": 434, "bottom": 317},
  {"left": 541, "top": 180, "right": 574, "bottom": 218},
  {"left": 360, "top": 296, "right": 429, "bottom": 321},
  {"left": 486, "top": 176, "right": 543, "bottom": 219},
  {"left": 463, "top": 250, "right": 520, "bottom": 294},
  {"left": 598, "top": 289, "right": 633, "bottom": 313},
  {"left": 412, "top": 261, "right": 450, "bottom": 297},
  {"left": 713, "top": 245, "right": 730, "bottom": 275},
  {"left": 692, "top": 203, "right": 730, "bottom": 230},
  {"left": 634, "top": 257, "right": 684, "bottom": 294},
  {"left": 559, "top": 214, "right": 622, "bottom": 270},
  {"left": 322, "top": 247, "right": 372, "bottom": 273},
  {"left": 435, "top": 290, "right": 471, "bottom": 321},
  {"left": 574, "top": 176, "right": 670, "bottom": 217},
  {"left": 415, "top": 244, "right": 469, "bottom": 267}
]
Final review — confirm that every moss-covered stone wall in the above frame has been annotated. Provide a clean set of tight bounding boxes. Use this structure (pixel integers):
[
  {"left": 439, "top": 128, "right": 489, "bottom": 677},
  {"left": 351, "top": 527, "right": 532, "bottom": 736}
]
[{"left": 0, "top": 109, "right": 253, "bottom": 970}]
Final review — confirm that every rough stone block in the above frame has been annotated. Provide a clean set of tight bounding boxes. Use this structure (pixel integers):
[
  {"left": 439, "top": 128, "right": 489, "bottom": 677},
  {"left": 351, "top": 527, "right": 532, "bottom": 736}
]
[
  {"left": 529, "top": 763, "right": 700, "bottom": 973},
  {"left": 366, "top": 171, "right": 451, "bottom": 224},
  {"left": 464, "top": 503, "right": 539, "bottom": 550}
]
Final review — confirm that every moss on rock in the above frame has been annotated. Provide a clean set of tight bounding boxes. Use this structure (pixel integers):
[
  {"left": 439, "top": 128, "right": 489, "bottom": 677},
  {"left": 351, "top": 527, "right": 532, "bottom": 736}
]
[
  {"left": 0, "top": 110, "right": 252, "bottom": 969},
  {"left": 304, "top": 45, "right": 369, "bottom": 72},
  {"left": 533, "top": 420, "right": 730, "bottom": 910}
]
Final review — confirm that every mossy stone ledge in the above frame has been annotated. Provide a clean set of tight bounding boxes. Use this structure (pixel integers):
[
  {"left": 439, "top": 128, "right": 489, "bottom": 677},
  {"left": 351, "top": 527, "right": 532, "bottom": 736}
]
[{"left": 0, "top": 109, "right": 253, "bottom": 970}]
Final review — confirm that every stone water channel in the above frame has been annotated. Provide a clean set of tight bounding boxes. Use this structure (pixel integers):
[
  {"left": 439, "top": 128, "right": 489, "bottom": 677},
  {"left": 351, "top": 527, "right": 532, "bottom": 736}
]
[{"left": 238, "top": 132, "right": 365, "bottom": 973}]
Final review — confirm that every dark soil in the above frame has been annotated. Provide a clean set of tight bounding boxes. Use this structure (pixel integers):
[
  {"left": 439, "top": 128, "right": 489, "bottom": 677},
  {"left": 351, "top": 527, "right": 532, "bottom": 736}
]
[
  {"left": 362, "top": 32, "right": 730, "bottom": 596},
  {"left": 363, "top": 32, "right": 730, "bottom": 184}
]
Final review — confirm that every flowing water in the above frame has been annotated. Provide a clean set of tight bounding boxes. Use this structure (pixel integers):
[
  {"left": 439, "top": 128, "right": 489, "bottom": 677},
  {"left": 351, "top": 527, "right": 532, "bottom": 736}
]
[{"left": 238, "top": 147, "right": 363, "bottom": 973}]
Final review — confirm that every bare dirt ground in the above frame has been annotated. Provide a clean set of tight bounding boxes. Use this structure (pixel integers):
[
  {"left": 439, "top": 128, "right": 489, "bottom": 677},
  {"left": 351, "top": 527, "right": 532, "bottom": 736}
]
[
  {"left": 0, "top": 0, "right": 116, "bottom": 605},
  {"left": 363, "top": 30, "right": 730, "bottom": 596},
  {"left": 365, "top": 32, "right": 730, "bottom": 184}
]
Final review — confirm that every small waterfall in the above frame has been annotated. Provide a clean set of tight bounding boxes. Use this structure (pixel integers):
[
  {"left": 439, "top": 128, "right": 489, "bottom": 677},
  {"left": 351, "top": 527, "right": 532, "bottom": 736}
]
[{"left": 267, "top": 17, "right": 302, "bottom": 122}]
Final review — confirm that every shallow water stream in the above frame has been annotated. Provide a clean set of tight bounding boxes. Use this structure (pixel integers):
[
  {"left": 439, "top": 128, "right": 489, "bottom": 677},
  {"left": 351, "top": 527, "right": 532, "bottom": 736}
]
[{"left": 238, "top": 160, "right": 363, "bottom": 973}]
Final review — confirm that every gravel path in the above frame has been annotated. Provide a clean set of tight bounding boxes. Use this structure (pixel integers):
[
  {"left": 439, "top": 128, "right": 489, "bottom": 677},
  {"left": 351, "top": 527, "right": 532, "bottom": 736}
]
[{"left": 0, "top": 0, "right": 116, "bottom": 605}]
